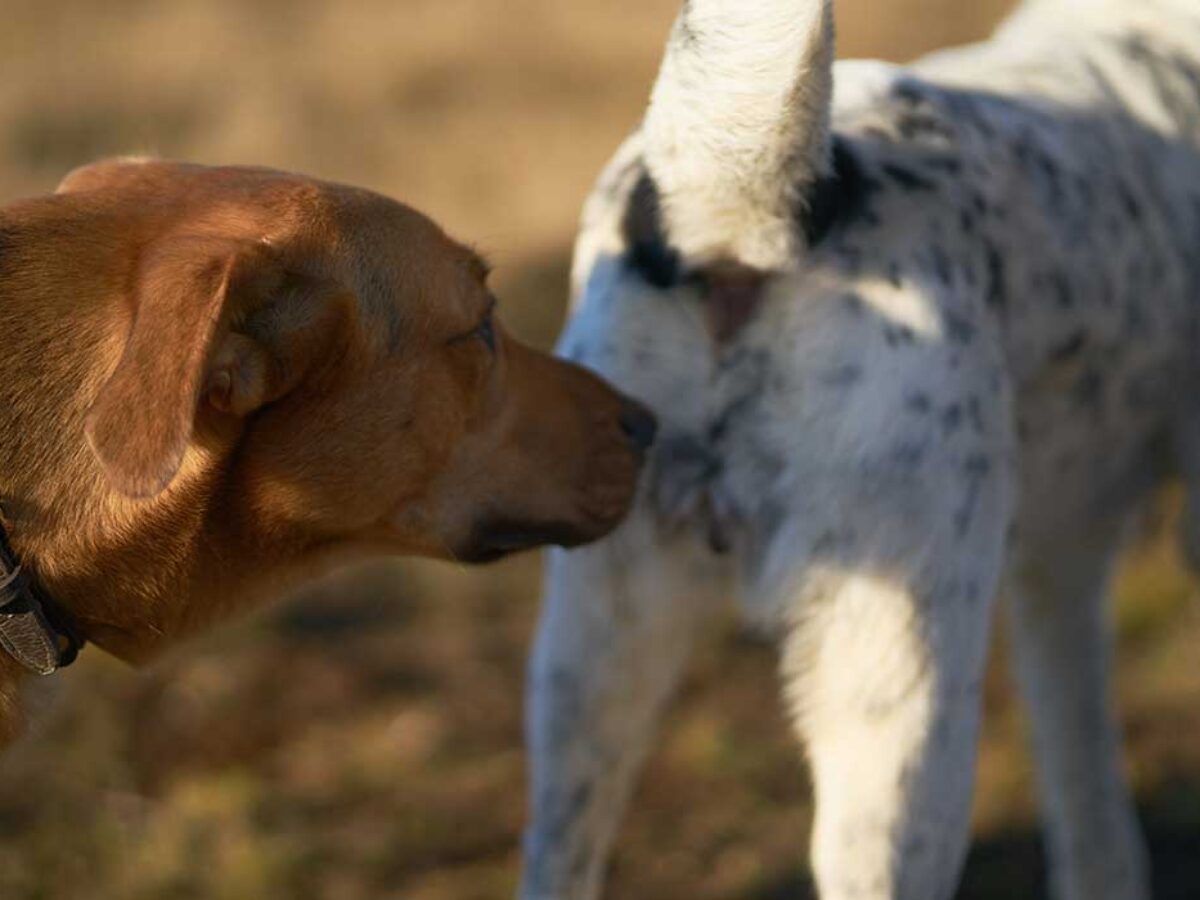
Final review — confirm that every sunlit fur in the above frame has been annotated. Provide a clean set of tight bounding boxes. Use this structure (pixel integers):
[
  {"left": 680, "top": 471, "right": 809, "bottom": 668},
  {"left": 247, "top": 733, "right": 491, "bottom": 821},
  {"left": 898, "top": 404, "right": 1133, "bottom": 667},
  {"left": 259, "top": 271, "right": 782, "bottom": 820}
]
[
  {"left": 0, "top": 159, "right": 647, "bottom": 744},
  {"left": 523, "top": 1, "right": 1200, "bottom": 899}
]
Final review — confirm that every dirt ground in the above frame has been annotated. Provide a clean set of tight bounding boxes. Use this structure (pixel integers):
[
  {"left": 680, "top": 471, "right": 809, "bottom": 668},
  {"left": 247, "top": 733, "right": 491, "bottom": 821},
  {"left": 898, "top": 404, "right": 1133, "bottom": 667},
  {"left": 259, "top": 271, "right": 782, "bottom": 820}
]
[{"left": 0, "top": 1, "right": 1197, "bottom": 898}]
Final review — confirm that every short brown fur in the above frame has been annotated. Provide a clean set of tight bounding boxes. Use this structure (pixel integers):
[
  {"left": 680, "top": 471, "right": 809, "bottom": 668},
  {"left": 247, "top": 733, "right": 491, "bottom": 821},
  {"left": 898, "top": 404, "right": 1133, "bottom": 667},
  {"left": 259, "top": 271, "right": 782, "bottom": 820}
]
[{"left": 0, "top": 159, "right": 651, "bottom": 742}]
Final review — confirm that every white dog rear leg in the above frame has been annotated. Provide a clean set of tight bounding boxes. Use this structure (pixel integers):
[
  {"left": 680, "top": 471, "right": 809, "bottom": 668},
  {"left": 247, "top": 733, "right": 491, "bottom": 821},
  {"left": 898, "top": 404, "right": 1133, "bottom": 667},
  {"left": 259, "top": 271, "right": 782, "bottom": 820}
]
[
  {"left": 785, "top": 574, "right": 993, "bottom": 900},
  {"left": 520, "top": 528, "right": 716, "bottom": 900},
  {"left": 1006, "top": 534, "right": 1150, "bottom": 900}
]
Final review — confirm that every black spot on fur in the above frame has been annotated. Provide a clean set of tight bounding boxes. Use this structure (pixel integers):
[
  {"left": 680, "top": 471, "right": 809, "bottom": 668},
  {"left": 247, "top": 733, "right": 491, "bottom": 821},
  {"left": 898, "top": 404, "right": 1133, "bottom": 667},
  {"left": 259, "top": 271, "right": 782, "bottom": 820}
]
[
  {"left": 966, "top": 396, "right": 986, "bottom": 435},
  {"left": 1117, "top": 182, "right": 1144, "bottom": 222},
  {"left": 818, "top": 364, "right": 864, "bottom": 389},
  {"left": 1119, "top": 34, "right": 1200, "bottom": 136},
  {"left": 889, "top": 79, "right": 959, "bottom": 145},
  {"left": 905, "top": 392, "right": 932, "bottom": 414},
  {"left": 715, "top": 345, "right": 766, "bottom": 375},
  {"left": 890, "top": 441, "right": 928, "bottom": 470},
  {"left": 622, "top": 171, "right": 683, "bottom": 289},
  {"left": 835, "top": 243, "right": 865, "bottom": 275},
  {"left": 892, "top": 81, "right": 928, "bottom": 107},
  {"left": 842, "top": 292, "right": 867, "bottom": 316},
  {"left": 1050, "top": 330, "right": 1087, "bottom": 362},
  {"left": 984, "top": 243, "right": 1007, "bottom": 310},
  {"left": 813, "top": 529, "right": 851, "bottom": 556},
  {"left": 942, "top": 403, "right": 963, "bottom": 433},
  {"left": 883, "top": 323, "right": 917, "bottom": 347},
  {"left": 675, "top": 1, "right": 700, "bottom": 49},
  {"left": 709, "top": 353, "right": 769, "bottom": 442},
  {"left": 801, "top": 137, "right": 881, "bottom": 245},
  {"left": 659, "top": 434, "right": 721, "bottom": 480},
  {"left": 881, "top": 162, "right": 938, "bottom": 192},
  {"left": 931, "top": 245, "right": 954, "bottom": 286},
  {"left": 944, "top": 311, "right": 975, "bottom": 344},
  {"left": 896, "top": 111, "right": 951, "bottom": 142},
  {"left": 954, "top": 453, "right": 993, "bottom": 537},
  {"left": 923, "top": 155, "right": 962, "bottom": 174},
  {"left": 1049, "top": 271, "right": 1074, "bottom": 309}
]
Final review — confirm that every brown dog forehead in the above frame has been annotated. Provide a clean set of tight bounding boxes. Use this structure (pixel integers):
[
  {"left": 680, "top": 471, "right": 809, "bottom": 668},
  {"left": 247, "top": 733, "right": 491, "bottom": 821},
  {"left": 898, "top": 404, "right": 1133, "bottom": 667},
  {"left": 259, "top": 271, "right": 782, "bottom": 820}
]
[
  {"left": 61, "top": 158, "right": 439, "bottom": 238},
  {"left": 60, "top": 157, "right": 299, "bottom": 203},
  {"left": 65, "top": 157, "right": 483, "bottom": 275},
  {"left": 210, "top": 166, "right": 478, "bottom": 278},
  {"left": 59, "top": 158, "right": 488, "bottom": 343}
]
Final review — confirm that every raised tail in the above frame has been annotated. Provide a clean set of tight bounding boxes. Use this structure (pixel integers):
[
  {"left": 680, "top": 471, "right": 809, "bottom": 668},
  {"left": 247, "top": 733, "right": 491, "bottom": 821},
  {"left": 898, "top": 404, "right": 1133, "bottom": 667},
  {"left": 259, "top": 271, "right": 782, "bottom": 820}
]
[{"left": 641, "top": 0, "right": 835, "bottom": 271}]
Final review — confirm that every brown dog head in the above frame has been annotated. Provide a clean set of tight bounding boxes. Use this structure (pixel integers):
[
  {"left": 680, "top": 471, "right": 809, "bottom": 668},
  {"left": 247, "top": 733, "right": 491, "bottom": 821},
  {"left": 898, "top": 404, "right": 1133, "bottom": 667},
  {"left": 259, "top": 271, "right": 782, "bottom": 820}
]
[{"left": 0, "top": 159, "right": 654, "bottom": 662}]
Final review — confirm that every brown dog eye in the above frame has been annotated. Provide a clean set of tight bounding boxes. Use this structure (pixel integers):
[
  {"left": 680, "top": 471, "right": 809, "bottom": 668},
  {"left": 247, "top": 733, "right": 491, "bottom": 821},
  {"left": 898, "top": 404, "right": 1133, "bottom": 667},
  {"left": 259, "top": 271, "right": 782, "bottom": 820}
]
[{"left": 477, "top": 311, "right": 496, "bottom": 352}]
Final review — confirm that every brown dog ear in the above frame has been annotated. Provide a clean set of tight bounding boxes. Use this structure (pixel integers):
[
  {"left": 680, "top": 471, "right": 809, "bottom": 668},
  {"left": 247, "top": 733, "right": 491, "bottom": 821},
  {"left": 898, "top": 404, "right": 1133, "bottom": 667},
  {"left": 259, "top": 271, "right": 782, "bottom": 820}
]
[
  {"left": 56, "top": 156, "right": 156, "bottom": 195},
  {"left": 203, "top": 275, "right": 358, "bottom": 417},
  {"left": 86, "top": 235, "right": 287, "bottom": 498}
]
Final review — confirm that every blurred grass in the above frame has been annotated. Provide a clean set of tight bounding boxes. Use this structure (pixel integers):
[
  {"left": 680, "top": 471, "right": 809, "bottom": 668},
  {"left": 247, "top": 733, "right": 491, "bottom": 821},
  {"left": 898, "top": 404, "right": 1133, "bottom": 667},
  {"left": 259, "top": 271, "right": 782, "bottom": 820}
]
[{"left": 0, "top": 0, "right": 1196, "bottom": 898}]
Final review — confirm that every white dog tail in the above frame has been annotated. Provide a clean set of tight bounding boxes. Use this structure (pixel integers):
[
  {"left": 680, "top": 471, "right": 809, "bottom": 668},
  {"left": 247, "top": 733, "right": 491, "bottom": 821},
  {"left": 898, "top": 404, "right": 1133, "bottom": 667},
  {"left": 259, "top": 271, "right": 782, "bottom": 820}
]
[{"left": 642, "top": 0, "right": 835, "bottom": 271}]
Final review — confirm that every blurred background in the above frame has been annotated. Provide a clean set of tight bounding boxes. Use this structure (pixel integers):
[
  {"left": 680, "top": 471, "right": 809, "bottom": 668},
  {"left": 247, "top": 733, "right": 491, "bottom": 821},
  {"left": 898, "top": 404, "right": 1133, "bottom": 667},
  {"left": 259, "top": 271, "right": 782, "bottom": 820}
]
[{"left": 0, "top": 1, "right": 1197, "bottom": 898}]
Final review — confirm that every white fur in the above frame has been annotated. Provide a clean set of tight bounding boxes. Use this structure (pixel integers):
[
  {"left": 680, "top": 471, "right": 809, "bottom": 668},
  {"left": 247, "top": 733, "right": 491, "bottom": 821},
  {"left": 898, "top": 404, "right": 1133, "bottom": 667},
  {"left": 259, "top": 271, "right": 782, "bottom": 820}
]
[
  {"left": 522, "top": 1, "right": 1200, "bottom": 898},
  {"left": 643, "top": 0, "right": 833, "bottom": 270}
]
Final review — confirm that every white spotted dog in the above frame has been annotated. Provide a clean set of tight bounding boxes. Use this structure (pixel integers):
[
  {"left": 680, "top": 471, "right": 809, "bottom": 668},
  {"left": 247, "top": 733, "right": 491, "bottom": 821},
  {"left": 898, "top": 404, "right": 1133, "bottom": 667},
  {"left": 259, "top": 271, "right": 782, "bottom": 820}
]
[{"left": 522, "top": 1, "right": 1200, "bottom": 900}]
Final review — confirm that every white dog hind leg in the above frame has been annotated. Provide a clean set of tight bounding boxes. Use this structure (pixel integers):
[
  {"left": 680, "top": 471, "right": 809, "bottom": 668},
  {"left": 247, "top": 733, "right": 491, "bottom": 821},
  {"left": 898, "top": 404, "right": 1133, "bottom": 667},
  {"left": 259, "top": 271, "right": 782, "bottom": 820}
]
[
  {"left": 783, "top": 568, "right": 995, "bottom": 900},
  {"left": 520, "top": 520, "right": 719, "bottom": 900},
  {"left": 1005, "top": 529, "right": 1150, "bottom": 900}
]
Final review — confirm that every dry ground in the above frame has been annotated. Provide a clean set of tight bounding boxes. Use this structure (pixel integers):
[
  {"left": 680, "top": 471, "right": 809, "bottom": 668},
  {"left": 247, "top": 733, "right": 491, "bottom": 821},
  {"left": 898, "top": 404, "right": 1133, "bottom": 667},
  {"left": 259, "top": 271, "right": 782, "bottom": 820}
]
[{"left": 0, "top": 1, "right": 1197, "bottom": 898}]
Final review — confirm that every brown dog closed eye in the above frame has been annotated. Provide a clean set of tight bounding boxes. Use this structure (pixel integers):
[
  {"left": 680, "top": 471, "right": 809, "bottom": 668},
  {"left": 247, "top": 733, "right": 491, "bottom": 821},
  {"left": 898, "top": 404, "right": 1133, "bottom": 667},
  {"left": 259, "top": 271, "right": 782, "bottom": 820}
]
[{"left": 0, "top": 158, "right": 654, "bottom": 743}]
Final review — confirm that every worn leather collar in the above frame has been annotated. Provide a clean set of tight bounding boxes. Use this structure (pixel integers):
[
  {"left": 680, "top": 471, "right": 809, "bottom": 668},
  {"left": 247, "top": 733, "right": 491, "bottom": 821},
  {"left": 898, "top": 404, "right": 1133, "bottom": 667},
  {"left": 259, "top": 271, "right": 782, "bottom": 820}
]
[{"left": 0, "top": 519, "right": 84, "bottom": 675}]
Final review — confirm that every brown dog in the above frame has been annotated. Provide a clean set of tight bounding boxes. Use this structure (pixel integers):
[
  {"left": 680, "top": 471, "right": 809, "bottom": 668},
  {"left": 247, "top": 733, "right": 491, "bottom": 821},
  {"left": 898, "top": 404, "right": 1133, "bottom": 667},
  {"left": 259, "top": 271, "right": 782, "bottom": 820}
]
[{"left": 0, "top": 158, "right": 655, "bottom": 744}]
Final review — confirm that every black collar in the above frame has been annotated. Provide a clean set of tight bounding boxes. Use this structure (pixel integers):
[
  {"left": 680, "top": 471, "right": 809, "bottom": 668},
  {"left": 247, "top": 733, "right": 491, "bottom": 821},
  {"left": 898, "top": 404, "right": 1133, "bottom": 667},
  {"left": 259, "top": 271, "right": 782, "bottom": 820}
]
[{"left": 0, "top": 519, "right": 84, "bottom": 675}]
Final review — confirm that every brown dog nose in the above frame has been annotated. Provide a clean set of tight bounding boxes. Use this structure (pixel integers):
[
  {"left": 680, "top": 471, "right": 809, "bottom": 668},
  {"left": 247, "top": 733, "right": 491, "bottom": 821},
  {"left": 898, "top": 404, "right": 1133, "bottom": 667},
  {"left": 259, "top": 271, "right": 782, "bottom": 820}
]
[{"left": 619, "top": 400, "right": 658, "bottom": 452}]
